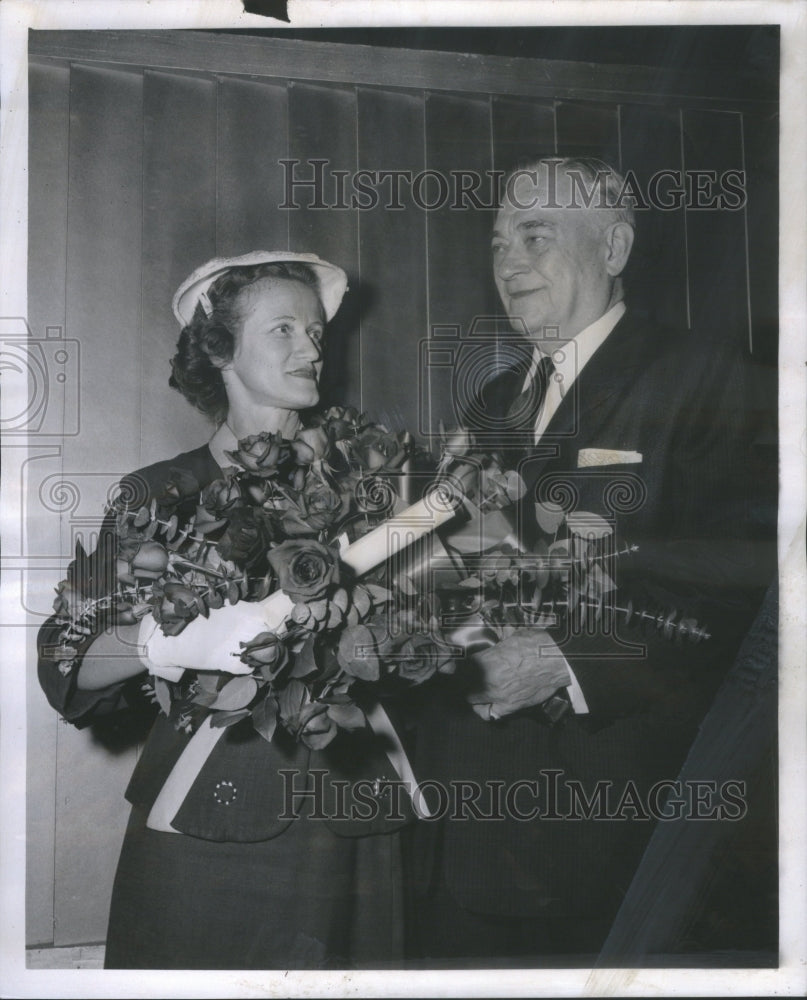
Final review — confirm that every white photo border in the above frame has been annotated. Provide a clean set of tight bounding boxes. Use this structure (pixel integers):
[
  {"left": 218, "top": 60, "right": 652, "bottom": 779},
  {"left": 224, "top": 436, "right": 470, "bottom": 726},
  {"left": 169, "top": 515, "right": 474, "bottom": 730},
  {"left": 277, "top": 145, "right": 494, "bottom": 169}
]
[{"left": 1, "top": 1, "right": 804, "bottom": 997}]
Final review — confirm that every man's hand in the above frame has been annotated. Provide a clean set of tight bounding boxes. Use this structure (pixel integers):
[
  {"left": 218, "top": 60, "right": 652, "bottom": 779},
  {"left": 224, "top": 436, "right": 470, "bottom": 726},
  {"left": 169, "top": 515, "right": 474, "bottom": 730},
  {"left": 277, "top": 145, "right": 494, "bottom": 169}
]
[{"left": 466, "top": 629, "right": 572, "bottom": 720}]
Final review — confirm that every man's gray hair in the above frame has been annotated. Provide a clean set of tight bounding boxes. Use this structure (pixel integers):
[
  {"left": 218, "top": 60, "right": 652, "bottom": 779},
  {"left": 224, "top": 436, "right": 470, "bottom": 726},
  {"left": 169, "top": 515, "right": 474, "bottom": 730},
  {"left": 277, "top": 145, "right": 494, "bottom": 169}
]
[{"left": 503, "top": 156, "right": 636, "bottom": 229}]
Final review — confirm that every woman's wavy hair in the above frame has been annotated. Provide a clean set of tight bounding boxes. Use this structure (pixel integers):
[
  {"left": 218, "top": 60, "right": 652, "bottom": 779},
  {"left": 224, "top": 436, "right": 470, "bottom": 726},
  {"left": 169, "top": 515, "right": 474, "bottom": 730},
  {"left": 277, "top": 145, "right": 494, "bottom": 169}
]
[{"left": 169, "top": 261, "right": 322, "bottom": 423}]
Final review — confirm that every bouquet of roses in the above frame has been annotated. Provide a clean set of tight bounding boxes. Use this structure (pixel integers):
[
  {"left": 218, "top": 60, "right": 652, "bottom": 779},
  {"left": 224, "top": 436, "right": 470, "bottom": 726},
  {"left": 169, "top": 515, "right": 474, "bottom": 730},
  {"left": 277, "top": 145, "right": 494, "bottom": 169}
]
[
  {"left": 433, "top": 428, "right": 709, "bottom": 682},
  {"left": 50, "top": 407, "right": 459, "bottom": 749},
  {"left": 50, "top": 409, "right": 709, "bottom": 749}
]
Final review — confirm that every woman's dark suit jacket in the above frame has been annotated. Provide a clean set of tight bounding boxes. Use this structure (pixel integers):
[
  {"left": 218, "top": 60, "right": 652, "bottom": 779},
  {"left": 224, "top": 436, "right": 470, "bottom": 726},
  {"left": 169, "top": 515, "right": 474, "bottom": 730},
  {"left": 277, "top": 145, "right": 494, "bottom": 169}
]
[{"left": 38, "top": 444, "right": 415, "bottom": 843}]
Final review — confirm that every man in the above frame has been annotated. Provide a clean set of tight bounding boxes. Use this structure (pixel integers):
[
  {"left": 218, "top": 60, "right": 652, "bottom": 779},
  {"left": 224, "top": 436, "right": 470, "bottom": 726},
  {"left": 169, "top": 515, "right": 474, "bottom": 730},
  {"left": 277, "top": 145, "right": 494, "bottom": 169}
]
[{"left": 405, "top": 157, "right": 775, "bottom": 962}]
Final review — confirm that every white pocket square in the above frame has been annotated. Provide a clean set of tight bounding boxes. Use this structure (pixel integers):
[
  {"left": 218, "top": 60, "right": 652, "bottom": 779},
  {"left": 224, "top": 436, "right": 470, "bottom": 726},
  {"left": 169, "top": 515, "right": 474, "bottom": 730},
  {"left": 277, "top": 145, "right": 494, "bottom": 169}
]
[{"left": 577, "top": 448, "right": 642, "bottom": 467}]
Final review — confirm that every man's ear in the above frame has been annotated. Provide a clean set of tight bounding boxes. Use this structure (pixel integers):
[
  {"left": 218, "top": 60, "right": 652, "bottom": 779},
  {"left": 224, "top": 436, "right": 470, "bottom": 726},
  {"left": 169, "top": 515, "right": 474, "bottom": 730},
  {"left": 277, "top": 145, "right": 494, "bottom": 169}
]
[{"left": 604, "top": 222, "right": 635, "bottom": 277}]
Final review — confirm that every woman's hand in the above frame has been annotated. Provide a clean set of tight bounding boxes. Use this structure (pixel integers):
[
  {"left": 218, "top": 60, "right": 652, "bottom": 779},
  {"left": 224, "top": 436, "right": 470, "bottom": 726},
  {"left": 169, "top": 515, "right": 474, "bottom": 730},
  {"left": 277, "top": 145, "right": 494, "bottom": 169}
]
[{"left": 139, "top": 590, "right": 294, "bottom": 679}]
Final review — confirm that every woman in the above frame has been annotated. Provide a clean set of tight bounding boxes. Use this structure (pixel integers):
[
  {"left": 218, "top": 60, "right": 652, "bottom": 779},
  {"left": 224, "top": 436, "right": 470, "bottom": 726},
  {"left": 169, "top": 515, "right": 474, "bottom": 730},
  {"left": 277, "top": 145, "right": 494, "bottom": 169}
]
[{"left": 37, "top": 251, "right": 413, "bottom": 970}]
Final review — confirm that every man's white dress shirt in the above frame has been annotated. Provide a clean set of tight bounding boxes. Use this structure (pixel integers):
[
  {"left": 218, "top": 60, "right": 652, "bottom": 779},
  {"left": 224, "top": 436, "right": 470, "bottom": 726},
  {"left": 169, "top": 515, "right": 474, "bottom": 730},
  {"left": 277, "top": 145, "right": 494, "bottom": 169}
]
[
  {"left": 521, "top": 301, "right": 627, "bottom": 713},
  {"left": 523, "top": 301, "right": 626, "bottom": 441}
]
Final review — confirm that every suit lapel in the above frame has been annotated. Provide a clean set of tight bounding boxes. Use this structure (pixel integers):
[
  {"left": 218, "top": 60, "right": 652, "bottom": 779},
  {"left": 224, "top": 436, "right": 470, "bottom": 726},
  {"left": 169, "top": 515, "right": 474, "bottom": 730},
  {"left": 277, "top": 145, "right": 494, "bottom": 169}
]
[
  {"left": 472, "top": 311, "right": 659, "bottom": 484},
  {"left": 528, "top": 312, "right": 655, "bottom": 477}
]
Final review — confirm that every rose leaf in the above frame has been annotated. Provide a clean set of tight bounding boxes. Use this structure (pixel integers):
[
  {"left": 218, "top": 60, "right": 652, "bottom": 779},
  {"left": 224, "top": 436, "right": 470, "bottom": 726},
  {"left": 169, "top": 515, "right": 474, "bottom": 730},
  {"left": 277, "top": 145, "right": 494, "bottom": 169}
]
[
  {"left": 278, "top": 678, "right": 307, "bottom": 720},
  {"left": 290, "top": 636, "right": 318, "bottom": 679},
  {"left": 300, "top": 723, "right": 338, "bottom": 751},
  {"left": 251, "top": 695, "right": 278, "bottom": 743},
  {"left": 210, "top": 709, "right": 252, "bottom": 729},
  {"left": 361, "top": 583, "right": 393, "bottom": 604},
  {"left": 326, "top": 701, "right": 367, "bottom": 731},
  {"left": 209, "top": 675, "right": 258, "bottom": 711},
  {"left": 152, "top": 677, "right": 172, "bottom": 715}
]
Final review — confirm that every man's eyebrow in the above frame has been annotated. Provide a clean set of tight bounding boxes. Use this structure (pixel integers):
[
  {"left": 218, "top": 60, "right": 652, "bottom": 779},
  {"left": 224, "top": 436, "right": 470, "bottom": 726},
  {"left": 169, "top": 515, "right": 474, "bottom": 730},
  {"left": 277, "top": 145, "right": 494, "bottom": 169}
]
[
  {"left": 517, "top": 219, "right": 555, "bottom": 232},
  {"left": 491, "top": 218, "right": 556, "bottom": 239}
]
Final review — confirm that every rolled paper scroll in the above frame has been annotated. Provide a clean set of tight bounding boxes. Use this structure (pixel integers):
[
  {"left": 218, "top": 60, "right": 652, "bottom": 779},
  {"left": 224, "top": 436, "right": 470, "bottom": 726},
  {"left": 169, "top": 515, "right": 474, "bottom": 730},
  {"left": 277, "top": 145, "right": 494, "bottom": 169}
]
[{"left": 339, "top": 486, "right": 460, "bottom": 577}]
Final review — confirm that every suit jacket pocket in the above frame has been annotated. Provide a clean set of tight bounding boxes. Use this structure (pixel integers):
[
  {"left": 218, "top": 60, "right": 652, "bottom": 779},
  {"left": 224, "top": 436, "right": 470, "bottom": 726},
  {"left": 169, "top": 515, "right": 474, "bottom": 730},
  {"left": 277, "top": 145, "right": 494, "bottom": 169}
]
[
  {"left": 577, "top": 448, "right": 642, "bottom": 467},
  {"left": 130, "top": 715, "right": 414, "bottom": 842},
  {"left": 170, "top": 723, "right": 309, "bottom": 842}
]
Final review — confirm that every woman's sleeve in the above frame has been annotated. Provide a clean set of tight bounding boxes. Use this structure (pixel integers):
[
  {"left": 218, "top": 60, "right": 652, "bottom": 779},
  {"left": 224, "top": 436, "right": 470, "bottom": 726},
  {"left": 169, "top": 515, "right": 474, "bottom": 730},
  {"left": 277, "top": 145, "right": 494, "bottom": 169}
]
[
  {"left": 37, "top": 618, "right": 149, "bottom": 728},
  {"left": 36, "top": 491, "right": 151, "bottom": 729}
]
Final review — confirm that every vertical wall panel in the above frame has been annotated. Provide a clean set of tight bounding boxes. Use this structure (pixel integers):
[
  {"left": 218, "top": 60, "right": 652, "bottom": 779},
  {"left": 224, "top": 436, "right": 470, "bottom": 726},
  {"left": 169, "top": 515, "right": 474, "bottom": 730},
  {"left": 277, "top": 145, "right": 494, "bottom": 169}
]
[
  {"left": 141, "top": 71, "right": 218, "bottom": 466},
  {"left": 619, "top": 104, "right": 689, "bottom": 330},
  {"left": 484, "top": 98, "right": 559, "bottom": 391},
  {"left": 54, "top": 63, "right": 145, "bottom": 947},
  {"left": 217, "top": 77, "right": 290, "bottom": 256},
  {"left": 356, "top": 88, "right": 427, "bottom": 432},
  {"left": 491, "top": 96, "right": 556, "bottom": 174},
  {"left": 425, "top": 93, "right": 497, "bottom": 436},
  {"left": 64, "top": 64, "right": 144, "bottom": 486},
  {"left": 26, "top": 60, "right": 71, "bottom": 948},
  {"left": 27, "top": 62, "right": 70, "bottom": 344},
  {"left": 555, "top": 101, "right": 620, "bottom": 164},
  {"left": 288, "top": 83, "right": 360, "bottom": 408},
  {"left": 682, "top": 110, "right": 749, "bottom": 348}
]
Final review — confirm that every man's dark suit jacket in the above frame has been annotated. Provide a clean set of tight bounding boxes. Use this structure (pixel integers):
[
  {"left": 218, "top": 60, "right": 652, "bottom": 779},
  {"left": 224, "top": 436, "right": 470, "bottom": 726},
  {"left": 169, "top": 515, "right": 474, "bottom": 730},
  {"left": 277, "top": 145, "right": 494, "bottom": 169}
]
[{"left": 408, "top": 310, "right": 776, "bottom": 949}]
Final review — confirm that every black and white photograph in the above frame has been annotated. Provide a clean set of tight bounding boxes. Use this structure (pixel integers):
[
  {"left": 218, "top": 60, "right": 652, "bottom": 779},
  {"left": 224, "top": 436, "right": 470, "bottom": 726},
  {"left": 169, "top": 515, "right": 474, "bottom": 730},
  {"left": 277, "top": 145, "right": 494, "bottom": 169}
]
[{"left": 1, "top": 1, "right": 805, "bottom": 996}]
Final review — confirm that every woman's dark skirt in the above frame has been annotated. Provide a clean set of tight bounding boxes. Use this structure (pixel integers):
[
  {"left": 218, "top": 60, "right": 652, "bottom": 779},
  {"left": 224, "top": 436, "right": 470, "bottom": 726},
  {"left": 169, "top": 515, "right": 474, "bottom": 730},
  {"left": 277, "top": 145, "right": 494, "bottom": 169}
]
[{"left": 104, "top": 804, "right": 404, "bottom": 970}]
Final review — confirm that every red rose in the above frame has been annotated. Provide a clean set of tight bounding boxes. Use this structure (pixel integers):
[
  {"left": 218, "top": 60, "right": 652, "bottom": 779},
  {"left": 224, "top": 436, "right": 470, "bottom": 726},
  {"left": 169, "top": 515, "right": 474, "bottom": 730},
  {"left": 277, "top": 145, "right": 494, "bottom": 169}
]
[
  {"left": 216, "top": 507, "right": 275, "bottom": 568},
  {"left": 283, "top": 476, "right": 350, "bottom": 535},
  {"left": 238, "top": 631, "right": 288, "bottom": 677},
  {"left": 151, "top": 581, "right": 206, "bottom": 636},
  {"left": 225, "top": 432, "right": 289, "bottom": 477},
  {"left": 199, "top": 476, "right": 242, "bottom": 519},
  {"left": 291, "top": 425, "right": 331, "bottom": 464},
  {"left": 116, "top": 539, "right": 169, "bottom": 585},
  {"left": 352, "top": 424, "right": 408, "bottom": 472},
  {"left": 268, "top": 540, "right": 340, "bottom": 604},
  {"left": 396, "top": 634, "right": 453, "bottom": 684},
  {"left": 319, "top": 405, "right": 361, "bottom": 442}
]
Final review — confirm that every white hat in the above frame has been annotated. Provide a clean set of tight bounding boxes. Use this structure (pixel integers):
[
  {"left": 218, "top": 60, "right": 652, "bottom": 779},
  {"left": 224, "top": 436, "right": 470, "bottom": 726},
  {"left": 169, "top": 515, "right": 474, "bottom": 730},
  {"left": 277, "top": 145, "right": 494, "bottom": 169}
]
[{"left": 172, "top": 250, "right": 349, "bottom": 327}]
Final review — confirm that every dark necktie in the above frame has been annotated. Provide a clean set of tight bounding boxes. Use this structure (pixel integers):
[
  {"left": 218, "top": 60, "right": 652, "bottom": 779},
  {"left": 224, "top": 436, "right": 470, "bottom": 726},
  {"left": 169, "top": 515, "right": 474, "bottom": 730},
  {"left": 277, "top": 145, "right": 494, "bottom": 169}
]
[{"left": 505, "top": 354, "right": 555, "bottom": 433}]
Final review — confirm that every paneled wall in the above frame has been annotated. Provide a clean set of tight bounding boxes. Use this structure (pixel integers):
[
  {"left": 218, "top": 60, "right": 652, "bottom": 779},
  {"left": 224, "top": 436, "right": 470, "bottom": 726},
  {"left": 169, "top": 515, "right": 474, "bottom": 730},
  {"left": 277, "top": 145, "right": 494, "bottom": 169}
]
[{"left": 25, "top": 30, "right": 778, "bottom": 947}]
